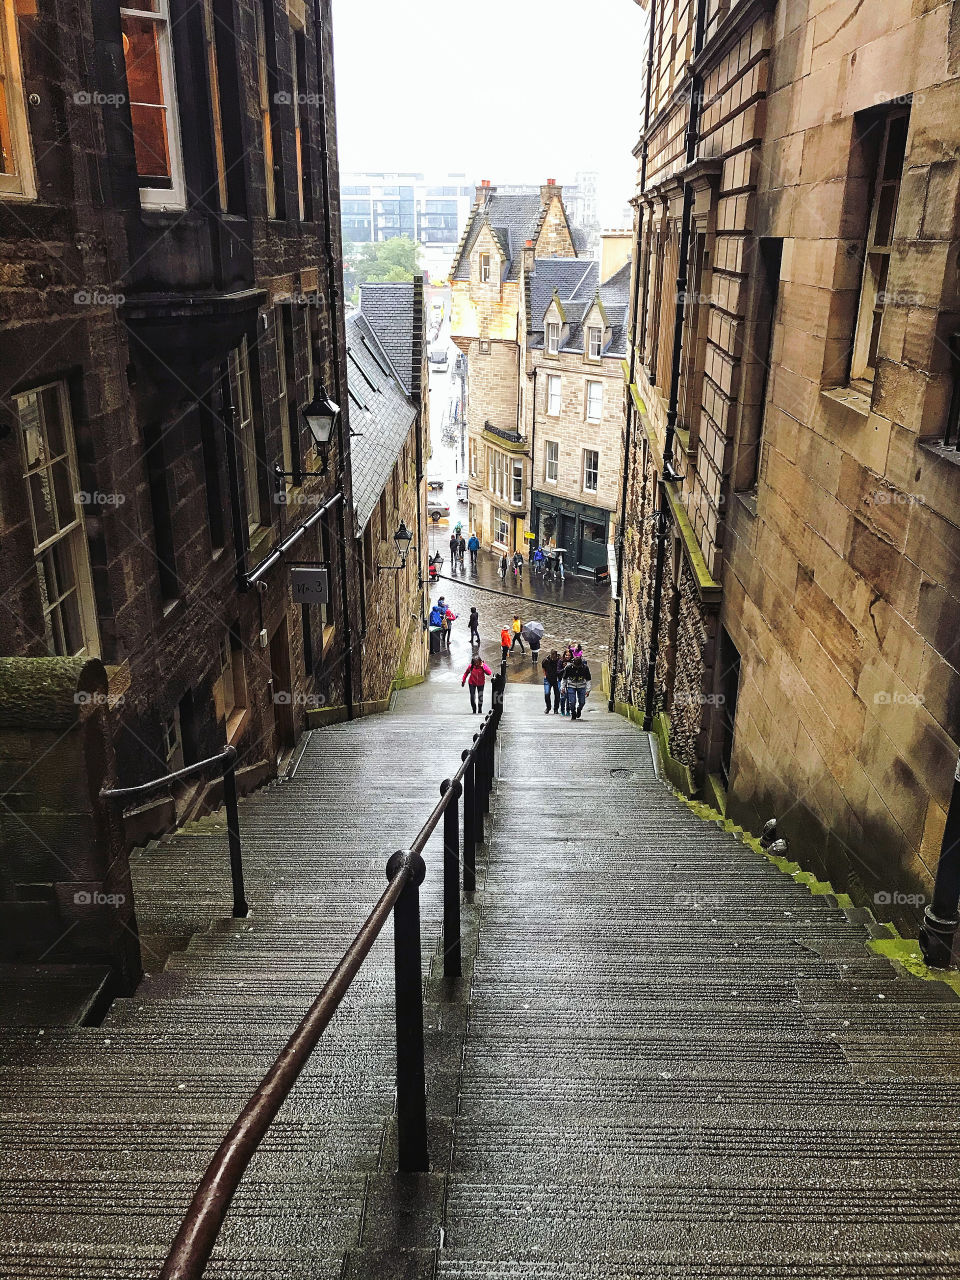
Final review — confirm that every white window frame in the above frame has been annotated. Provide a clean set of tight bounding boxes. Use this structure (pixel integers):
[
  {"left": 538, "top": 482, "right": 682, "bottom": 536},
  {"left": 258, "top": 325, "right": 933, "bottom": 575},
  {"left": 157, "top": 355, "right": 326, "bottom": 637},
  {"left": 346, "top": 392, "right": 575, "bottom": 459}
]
[
  {"left": 546, "top": 322, "right": 560, "bottom": 355},
  {"left": 546, "top": 373, "right": 561, "bottom": 416},
  {"left": 228, "top": 337, "right": 263, "bottom": 533},
  {"left": 479, "top": 251, "right": 491, "bottom": 283},
  {"left": 468, "top": 436, "right": 477, "bottom": 478},
  {"left": 586, "top": 379, "right": 603, "bottom": 423},
  {"left": 588, "top": 326, "right": 603, "bottom": 359},
  {"left": 119, "top": 0, "right": 186, "bottom": 209},
  {"left": 545, "top": 439, "right": 559, "bottom": 485},
  {"left": 850, "top": 107, "right": 910, "bottom": 387},
  {"left": 583, "top": 448, "right": 599, "bottom": 494},
  {"left": 15, "top": 381, "right": 100, "bottom": 657},
  {"left": 0, "top": 0, "right": 36, "bottom": 198},
  {"left": 510, "top": 458, "right": 523, "bottom": 507},
  {"left": 493, "top": 505, "right": 509, "bottom": 547}
]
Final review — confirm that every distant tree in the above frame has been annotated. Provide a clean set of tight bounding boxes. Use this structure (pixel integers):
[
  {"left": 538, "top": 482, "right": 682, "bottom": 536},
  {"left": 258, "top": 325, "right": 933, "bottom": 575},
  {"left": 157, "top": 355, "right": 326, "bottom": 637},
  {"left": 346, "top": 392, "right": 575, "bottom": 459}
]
[{"left": 347, "top": 235, "right": 421, "bottom": 285}]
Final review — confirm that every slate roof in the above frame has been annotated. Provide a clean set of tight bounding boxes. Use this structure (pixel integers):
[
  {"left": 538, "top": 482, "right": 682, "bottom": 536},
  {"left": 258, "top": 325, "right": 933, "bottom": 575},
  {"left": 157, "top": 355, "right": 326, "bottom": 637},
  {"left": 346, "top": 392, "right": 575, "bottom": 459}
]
[
  {"left": 346, "top": 311, "right": 417, "bottom": 533},
  {"left": 358, "top": 283, "right": 416, "bottom": 394},
  {"left": 451, "top": 192, "right": 545, "bottom": 282},
  {"left": 526, "top": 256, "right": 632, "bottom": 359}
]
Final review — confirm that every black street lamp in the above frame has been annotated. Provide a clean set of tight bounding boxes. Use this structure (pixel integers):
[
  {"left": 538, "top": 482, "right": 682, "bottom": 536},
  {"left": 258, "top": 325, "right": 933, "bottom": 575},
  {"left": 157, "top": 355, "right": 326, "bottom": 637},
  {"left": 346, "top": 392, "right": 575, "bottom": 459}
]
[
  {"left": 378, "top": 521, "right": 416, "bottom": 574},
  {"left": 302, "top": 383, "right": 340, "bottom": 473}
]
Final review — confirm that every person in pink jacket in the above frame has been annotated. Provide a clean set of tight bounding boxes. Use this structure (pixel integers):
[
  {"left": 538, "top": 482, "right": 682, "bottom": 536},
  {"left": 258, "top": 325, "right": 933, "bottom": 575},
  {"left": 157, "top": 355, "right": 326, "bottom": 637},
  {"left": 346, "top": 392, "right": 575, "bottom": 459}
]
[{"left": 461, "top": 655, "right": 493, "bottom": 714}]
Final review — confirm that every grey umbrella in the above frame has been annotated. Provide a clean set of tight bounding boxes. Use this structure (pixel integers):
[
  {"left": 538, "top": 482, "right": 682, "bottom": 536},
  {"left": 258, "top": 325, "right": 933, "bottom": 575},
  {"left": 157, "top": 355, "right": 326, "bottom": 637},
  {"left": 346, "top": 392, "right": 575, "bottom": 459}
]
[{"left": 521, "top": 620, "right": 545, "bottom": 644}]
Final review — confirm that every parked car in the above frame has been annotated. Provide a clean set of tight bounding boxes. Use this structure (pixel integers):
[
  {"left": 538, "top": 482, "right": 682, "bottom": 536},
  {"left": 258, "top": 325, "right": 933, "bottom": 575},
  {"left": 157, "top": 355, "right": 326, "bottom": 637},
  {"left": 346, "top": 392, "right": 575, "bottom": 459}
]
[
  {"left": 427, "top": 476, "right": 444, "bottom": 492},
  {"left": 428, "top": 346, "right": 449, "bottom": 373},
  {"left": 428, "top": 500, "right": 450, "bottom": 522}
]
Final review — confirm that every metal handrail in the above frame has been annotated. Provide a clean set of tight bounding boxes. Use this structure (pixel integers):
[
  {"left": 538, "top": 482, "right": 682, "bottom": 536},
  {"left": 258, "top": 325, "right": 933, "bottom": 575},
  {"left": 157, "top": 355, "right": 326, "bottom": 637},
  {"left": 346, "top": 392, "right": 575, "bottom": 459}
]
[
  {"left": 102, "top": 744, "right": 248, "bottom": 918},
  {"left": 158, "top": 676, "right": 506, "bottom": 1280}
]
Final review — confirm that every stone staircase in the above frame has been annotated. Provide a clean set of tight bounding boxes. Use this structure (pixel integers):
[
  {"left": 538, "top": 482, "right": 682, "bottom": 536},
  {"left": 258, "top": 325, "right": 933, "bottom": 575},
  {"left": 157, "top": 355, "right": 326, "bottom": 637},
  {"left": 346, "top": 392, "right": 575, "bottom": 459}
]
[{"left": 3, "top": 679, "right": 960, "bottom": 1276}]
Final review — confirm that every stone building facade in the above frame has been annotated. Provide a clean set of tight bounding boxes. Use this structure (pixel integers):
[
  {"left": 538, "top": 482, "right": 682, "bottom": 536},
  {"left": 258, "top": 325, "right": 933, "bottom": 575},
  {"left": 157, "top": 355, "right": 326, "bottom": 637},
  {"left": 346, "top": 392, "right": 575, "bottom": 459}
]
[
  {"left": 0, "top": 0, "right": 364, "bottom": 890},
  {"left": 450, "top": 181, "right": 582, "bottom": 553},
  {"left": 525, "top": 236, "right": 632, "bottom": 573},
  {"left": 349, "top": 281, "right": 429, "bottom": 703},
  {"left": 615, "top": 0, "right": 960, "bottom": 924}
]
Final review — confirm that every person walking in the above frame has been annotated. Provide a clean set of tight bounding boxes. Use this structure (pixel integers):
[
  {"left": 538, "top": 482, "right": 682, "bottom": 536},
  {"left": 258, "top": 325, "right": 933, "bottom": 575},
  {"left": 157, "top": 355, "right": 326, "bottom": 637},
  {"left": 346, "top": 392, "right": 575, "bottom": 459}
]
[
  {"left": 442, "top": 604, "right": 458, "bottom": 648},
  {"left": 510, "top": 615, "right": 525, "bottom": 654},
  {"left": 499, "top": 552, "right": 508, "bottom": 580},
  {"left": 565, "top": 653, "right": 592, "bottom": 720},
  {"left": 461, "top": 656, "right": 493, "bottom": 713},
  {"left": 512, "top": 550, "right": 523, "bottom": 582},
  {"left": 468, "top": 606, "right": 480, "bottom": 646},
  {"left": 457, "top": 533, "right": 466, "bottom": 567},
  {"left": 500, "top": 625, "right": 512, "bottom": 667},
  {"left": 557, "top": 647, "right": 573, "bottom": 715},
  {"left": 532, "top": 545, "right": 545, "bottom": 574},
  {"left": 467, "top": 531, "right": 480, "bottom": 570},
  {"left": 449, "top": 532, "right": 459, "bottom": 565},
  {"left": 542, "top": 649, "right": 561, "bottom": 714}
]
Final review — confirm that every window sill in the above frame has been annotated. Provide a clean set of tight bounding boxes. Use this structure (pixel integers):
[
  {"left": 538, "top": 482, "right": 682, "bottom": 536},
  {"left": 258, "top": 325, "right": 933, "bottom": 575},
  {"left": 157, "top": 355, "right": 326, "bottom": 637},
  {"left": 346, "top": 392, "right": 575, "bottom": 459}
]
[
  {"left": 248, "top": 525, "right": 275, "bottom": 556},
  {"left": 226, "top": 708, "right": 249, "bottom": 745},
  {"left": 821, "top": 385, "right": 871, "bottom": 418},
  {"left": 734, "top": 490, "right": 758, "bottom": 518}
]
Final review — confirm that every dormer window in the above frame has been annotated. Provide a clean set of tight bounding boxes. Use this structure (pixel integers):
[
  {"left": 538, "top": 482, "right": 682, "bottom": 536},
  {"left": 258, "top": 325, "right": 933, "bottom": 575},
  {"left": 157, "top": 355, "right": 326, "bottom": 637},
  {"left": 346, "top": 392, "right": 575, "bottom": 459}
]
[
  {"left": 588, "top": 326, "right": 603, "bottom": 359},
  {"left": 547, "top": 322, "right": 560, "bottom": 355},
  {"left": 479, "top": 252, "right": 491, "bottom": 283}
]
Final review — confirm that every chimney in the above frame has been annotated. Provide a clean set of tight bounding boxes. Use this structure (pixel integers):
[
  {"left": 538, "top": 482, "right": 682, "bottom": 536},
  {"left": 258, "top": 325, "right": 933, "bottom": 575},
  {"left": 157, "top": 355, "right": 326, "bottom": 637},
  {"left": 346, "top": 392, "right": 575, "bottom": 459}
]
[
  {"left": 522, "top": 239, "right": 535, "bottom": 274},
  {"left": 475, "top": 178, "right": 495, "bottom": 206},
  {"left": 600, "top": 229, "right": 633, "bottom": 284},
  {"left": 540, "top": 178, "right": 561, "bottom": 205}
]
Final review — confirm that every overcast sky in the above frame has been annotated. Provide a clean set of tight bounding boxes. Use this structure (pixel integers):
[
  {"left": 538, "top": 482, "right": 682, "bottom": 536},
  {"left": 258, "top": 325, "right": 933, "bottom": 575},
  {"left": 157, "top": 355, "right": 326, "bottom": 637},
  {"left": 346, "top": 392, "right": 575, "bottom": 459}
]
[{"left": 330, "top": 0, "right": 646, "bottom": 226}]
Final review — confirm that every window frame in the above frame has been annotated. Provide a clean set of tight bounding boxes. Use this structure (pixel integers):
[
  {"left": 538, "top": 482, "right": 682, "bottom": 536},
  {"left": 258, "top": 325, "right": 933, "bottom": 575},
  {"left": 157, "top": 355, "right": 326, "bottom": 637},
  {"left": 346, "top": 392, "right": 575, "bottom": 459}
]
[
  {"left": 15, "top": 380, "right": 100, "bottom": 657},
  {"left": 585, "top": 379, "right": 603, "bottom": 423},
  {"left": 254, "top": 0, "right": 277, "bottom": 219},
  {"left": 200, "top": 0, "right": 227, "bottom": 212},
  {"left": 493, "top": 505, "right": 509, "bottom": 547},
  {"left": 544, "top": 439, "right": 559, "bottom": 485},
  {"left": 479, "top": 251, "right": 491, "bottom": 283},
  {"left": 546, "top": 322, "right": 560, "bottom": 356},
  {"left": 546, "top": 373, "right": 561, "bottom": 416},
  {"left": 849, "top": 106, "right": 910, "bottom": 388},
  {"left": 582, "top": 448, "right": 599, "bottom": 494},
  {"left": 510, "top": 457, "right": 523, "bottom": 507},
  {"left": 119, "top": 0, "right": 186, "bottom": 209},
  {"left": 0, "top": 0, "right": 36, "bottom": 198},
  {"left": 588, "top": 326, "right": 603, "bottom": 360},
  {"left": 228, "top": 337, "right": 263, "bottom": 534}
]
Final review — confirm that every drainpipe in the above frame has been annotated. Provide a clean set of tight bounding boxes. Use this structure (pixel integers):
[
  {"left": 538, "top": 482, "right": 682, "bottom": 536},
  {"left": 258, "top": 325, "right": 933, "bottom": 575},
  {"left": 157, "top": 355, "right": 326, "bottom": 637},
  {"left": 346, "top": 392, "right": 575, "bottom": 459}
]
[
  {"left": 412, "top": 274, "right": 426, "bottom": 628},
  {"left": 662, "top": 0, "right": 708, "bottom": 479},
  {"left": 608, "top": 0, "right": 656, "bottom": 712},
  {"left": 314, "top": 0, "right": 354, "bottom": 720}
]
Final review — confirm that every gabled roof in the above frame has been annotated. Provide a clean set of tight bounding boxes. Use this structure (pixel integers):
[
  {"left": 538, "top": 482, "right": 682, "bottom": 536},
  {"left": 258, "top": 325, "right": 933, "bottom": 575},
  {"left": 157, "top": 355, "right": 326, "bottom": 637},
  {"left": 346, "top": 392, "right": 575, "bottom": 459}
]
[
  {"left": 526, "top": 256, "right": 632, "bottom": 359},
  {"left": 346, "top": 311, "right": 417, "bottom": 533},
  {"left": 358, "top": 282, "right": 416, "bottom": 395},
  {"left": 451, "top": 192, "right": 547, "bottom": 282}
]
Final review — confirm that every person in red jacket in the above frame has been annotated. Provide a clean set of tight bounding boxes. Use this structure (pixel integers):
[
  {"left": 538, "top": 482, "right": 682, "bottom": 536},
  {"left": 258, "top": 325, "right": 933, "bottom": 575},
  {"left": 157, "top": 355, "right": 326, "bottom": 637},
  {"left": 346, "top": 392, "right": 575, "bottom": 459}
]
[
  {"left": 500, "top": 626, "right": 511, "bottom": 667},
  {"left": 461, "top": 656, "right": 493, "bottom": 713}
]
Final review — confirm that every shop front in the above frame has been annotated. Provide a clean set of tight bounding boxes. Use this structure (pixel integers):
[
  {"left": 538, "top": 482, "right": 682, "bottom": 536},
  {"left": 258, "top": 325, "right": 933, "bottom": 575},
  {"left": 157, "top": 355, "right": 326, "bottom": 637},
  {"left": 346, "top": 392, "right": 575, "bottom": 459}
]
[{"left": 531, "top": 492, "right": 612, "bottom": 573}]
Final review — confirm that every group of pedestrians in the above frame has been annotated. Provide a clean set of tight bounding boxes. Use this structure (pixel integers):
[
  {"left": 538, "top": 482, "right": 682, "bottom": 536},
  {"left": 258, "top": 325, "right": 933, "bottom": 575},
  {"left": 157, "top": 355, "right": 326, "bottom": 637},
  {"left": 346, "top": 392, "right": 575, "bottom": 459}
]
[
  {"left": 499, "top": 551, "right": 525, "bottom": 582},
  {"left": 428, "top": 596, "right": 457, "bottom": 648},
  {"left": 541, "top": 642, "right": 592, "bottom": 721},
  {"left": 449, "top": 529, "right": 481, "bottom": 571}
]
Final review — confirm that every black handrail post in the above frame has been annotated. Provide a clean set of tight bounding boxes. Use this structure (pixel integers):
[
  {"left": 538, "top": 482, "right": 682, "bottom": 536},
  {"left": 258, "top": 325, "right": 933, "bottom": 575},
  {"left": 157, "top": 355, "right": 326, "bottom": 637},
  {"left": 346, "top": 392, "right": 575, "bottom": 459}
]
[
  {"left": 440, "top": 780, "right": 463, "bottom": 978},
  {"left": 462, "top": 748, "right": 477, "bottom": 894},
  {"left": 386, "top": 850, "right": 429, "bottom": 1172},
  {"left": 223, "top": 750, "right": 248, "bottom": 918},
  {"left": 484, "top": 716, "right": 494, "bottom": 814}
]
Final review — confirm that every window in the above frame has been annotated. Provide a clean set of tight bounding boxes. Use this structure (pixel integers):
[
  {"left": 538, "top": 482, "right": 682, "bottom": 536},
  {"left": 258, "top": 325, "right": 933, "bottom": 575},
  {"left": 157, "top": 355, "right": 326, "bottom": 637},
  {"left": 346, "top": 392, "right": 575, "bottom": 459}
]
[
  {"left": 511, "top": 458, "right": 523, "bottom": 506},
  {"left": 15, "top": 382, "right": 99, "bottom": 656},
  {"left": 850, "top": 108, "right": 910, "bottom": 386},
  {"left": 736, "top": 237, "right": 782, "bottom": 492},
  {"left": 199, "top": 395, "right": 225, "bottom": 551},
  {"left": 391, "top": 460, "right": 399, "bottom": 511},
  {"left": 228, "top": 337, "right": 262, "bottom": 533},
  {"left": 254, "top": 0, "right": 280, "bottom": 218},
  {"left": 493, "top": 505, "right": 509, "bottom": 547},
  {"left": 0, "top": 0, "right": 35, "bottom": 197},
  {"left": 547, "top": 322, "right": 560, "bottom": 355},
  {"left": 200, "top": 0, "right": 227, "bottom": 212},
  {"left": 120, "top": 0, "right": 185, "bottom": 207},
  {"left": 275, "top": 310, "right": 293, "bottom": 484},
  {"left": 489, "top": 449, "right": 509, "bottom": 501},
  {"left": 379, "top": 490, "right": 387, "bottom": 542},
  {"left": 363, "top": 520, "right": 374, "bottom": 583},
  {"left": 144, "top": 417, "right": 179, "bottom": 604},
  {"left": 479, "top": 338, "right": 490, "bottom": 354},
  {"left": 586, "top": 380, "right": 603, "bottom": 422},
  {"left": 479, "top": 252, "right": 491, "bottom": 283},
  {"left": 288, "top": 7, "right": 312, "bottom": 220},
  {"left": 215, "top": 630, "right": 247, "bottom": 736},
  {"left": 545, "top": 440, "right": 559, "bottom": 484},
  {"left": 162, "top": 707, "right": 183, "bottom": 771},
  {"left": 468, "top": 437, "right": 477, "bottom": 477},
  {"left": 588, "top": 326, "right": 603, "bottom": 359},
  {"left": 583, "top": 448, "right": 599, "bottom": 493},
  {"left": 547, "top": 374, "right": 561, "bottom": 416}
]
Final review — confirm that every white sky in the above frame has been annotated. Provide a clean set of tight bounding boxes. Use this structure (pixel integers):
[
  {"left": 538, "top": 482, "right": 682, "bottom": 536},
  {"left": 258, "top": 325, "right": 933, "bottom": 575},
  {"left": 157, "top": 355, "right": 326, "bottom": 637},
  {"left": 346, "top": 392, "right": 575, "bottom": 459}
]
[{"left": 330, "top": 0, "right": 645, "bottom": 227}]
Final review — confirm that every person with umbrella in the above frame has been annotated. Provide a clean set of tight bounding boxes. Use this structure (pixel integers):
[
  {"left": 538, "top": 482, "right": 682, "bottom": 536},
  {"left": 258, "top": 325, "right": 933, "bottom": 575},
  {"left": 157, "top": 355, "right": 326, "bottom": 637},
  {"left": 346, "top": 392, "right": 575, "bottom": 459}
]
[{"left": 522, "top": 619, "right": 544, "bottom": 665}]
